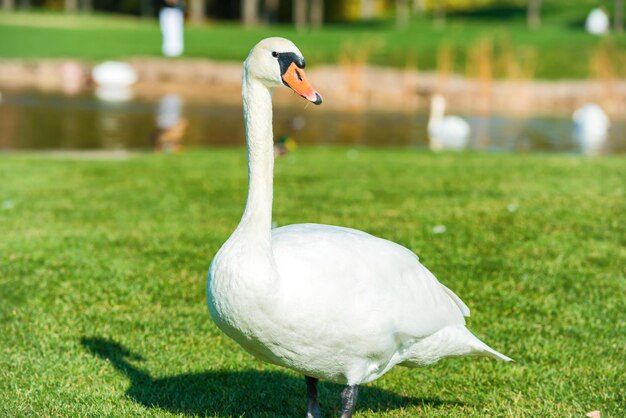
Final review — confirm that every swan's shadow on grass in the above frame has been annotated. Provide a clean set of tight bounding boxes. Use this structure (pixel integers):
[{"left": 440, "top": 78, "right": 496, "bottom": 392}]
[{"left": 81, "top": 336, "right": 461, "bottom": 417}]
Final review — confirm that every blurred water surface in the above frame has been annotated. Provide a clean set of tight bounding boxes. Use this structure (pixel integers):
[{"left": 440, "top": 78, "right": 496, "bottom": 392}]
[{"left": 1, "top": 90, "right": 625, "bottom": 155}]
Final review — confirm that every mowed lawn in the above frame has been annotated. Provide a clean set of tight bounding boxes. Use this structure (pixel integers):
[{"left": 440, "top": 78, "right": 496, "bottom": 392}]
[{"left": 0, "top": 148, "right": 624, "bottom": 417}]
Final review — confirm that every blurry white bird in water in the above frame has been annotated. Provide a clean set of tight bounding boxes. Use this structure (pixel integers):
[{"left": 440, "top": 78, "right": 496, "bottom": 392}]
[
  {"left": 573, "top": 104, "right": 610, "bottom": 156},
  {"left": 92, "top": 61, "right": 137, "bottom": 87},
  {"left": 92, "top": 61, "right": 137, "bottom": 102},
  {"left": 585, "top": 8, "right": 610, "bottom": 35},
  {"left": 428, "top": 94, "right": 471, "bottom": 151}
]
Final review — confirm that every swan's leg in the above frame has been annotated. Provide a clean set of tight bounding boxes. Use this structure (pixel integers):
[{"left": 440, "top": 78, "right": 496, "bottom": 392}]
[
  {"left": 305, "top": 376, "right": 321, "bottom": 418},
  {"left": 340, "top": 385, "right": 359, "bottom": 418}
]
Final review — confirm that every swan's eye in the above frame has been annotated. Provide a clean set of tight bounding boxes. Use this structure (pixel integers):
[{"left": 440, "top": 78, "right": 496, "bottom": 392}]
[{"left": 272, "top": 51, "right": 279, "bottom": 58}]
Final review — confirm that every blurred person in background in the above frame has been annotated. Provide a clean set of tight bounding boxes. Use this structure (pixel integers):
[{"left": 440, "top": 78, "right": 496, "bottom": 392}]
[{"left": 159, "top": 0, "right": 185, "bottom": 57}]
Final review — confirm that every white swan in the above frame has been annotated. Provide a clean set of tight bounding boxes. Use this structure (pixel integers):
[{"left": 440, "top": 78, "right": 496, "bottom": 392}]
[
  {"left": 573, "top": 103, "right": 610, "bottom": 155},
  {"left": 92, "top": 61, "right": 137, "bottom": 102},
  {"left": 92, "top": 61, "right": 137, "bottom": 87},
  {"left": 207, "top": 38, "right": 511, "bottom": 418},
  {"left": 428, "top": 94, "right": 471, "bottom": 151}
]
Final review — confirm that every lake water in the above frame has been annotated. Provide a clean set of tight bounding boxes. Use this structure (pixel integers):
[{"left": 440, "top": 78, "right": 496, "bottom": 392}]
[{"left": 1, "top": 90, "right": 625, "bottom": 155}]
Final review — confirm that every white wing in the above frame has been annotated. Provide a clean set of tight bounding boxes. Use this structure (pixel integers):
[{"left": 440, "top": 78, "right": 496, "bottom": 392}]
[{"left": 271, "top": 223, "right": 468, "bottom": 343}]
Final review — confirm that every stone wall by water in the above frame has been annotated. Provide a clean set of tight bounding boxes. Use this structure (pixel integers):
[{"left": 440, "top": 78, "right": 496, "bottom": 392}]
[{"left": 1, "top": 58, "right": 624, "bottom": 118}]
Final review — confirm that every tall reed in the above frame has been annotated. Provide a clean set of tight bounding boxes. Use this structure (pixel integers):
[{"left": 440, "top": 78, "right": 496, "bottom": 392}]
[
  {"left": 466, "top": 38, "right": 493, "bottom": 115},
  {"left": 337, "top": 38, "right": 382, "bottom": 111},
  {"left": 436, "top": 42, "right": 453, "bottom": 93},
  {"left": 590, "top": 40, "right": 621, "bottom": 114}
]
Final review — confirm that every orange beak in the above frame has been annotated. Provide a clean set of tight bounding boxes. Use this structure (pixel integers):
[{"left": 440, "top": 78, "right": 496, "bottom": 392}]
[{"left": 281, "top": 62, "right": 323, "bottom": 105}]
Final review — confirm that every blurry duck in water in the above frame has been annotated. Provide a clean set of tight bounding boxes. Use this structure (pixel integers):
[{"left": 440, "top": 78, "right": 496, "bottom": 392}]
[
  {"left": 274, "top": 135, "right": 298, "bottom": 157},
  {"left": 428, "top": 94, "right": 471, "bottom": 151}
]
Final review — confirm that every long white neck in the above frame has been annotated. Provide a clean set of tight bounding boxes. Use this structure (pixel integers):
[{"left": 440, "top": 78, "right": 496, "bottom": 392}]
[
  {"left": 428, "top": 100, "right": 445, "bottom": 130},
  {"left": 236, "top": 73, "right": 275, "bottom": 240}
]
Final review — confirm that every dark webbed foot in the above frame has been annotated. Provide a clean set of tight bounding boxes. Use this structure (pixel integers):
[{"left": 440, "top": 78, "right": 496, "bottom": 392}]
[
  {"left": 305, "top": 375, "right": 322, "bottom": 418},
  {"left": 340, "top": 384, "right": 359, "bottom": 418}
]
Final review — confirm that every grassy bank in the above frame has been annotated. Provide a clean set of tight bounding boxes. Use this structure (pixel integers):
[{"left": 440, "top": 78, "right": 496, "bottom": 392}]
[
  {"left": 0, "top": 148, "right": 624, "bottom": 417},
  {"left": 1, "top": 4, "right": 626, "bottom": 79}
]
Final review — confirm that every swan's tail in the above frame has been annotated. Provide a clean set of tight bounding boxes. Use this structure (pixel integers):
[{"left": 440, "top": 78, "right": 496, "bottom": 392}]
[
  {"left": 472, "top": 340, "right": 513, "bottom": 362},
  {"left": 462, "top": 327, "right": 513, "bottom": 362},
  {"left": 400, "top": 325, "right": 512, "bottom": 367}
]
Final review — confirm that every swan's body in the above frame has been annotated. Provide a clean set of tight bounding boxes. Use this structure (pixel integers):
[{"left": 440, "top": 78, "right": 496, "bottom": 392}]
[
  {"left": 573, "top": 103, "right": 610, "bottom": 155},
  {"left": 427, "top": 94, "right": 471, "bottom": 151},
  {"left": 211, "top": 222, "right": 508, "bottom": 385},
  {"left": 207, "top": 38, "right": 510, "bottom": 417}
]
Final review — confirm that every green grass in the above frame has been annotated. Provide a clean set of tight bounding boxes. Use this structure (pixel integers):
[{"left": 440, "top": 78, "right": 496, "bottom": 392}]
[
  {"left": 0, "top": 148, "right": 624, "bottom": 417},
  {"left": 1, "top": 3, "right": 626, "bottom": 79}
]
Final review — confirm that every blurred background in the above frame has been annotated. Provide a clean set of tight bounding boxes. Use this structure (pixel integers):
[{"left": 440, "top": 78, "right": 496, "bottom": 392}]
[
  {"left": 1, "top": 0, "right": 625, "bottom": 154},
  {"left": 2, "top": 5, "right": 625, "bottom": 416}
]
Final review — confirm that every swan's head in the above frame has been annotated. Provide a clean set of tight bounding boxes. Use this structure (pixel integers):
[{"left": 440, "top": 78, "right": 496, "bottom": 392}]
[{"left": 244, "top": 37, "right": 322, "bottom": 105}]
